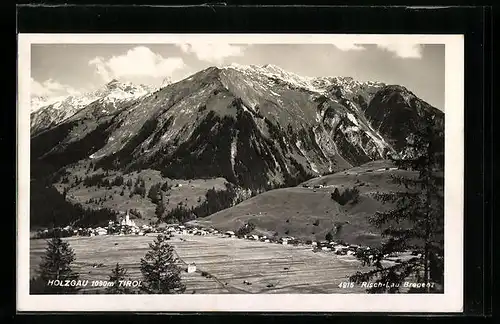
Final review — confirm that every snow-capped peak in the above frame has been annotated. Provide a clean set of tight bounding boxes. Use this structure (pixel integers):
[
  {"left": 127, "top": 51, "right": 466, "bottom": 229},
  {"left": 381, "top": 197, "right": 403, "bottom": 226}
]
[
  {"left": 90, "top": 79, "right": 153, "bottom": 103},
  {"left": 31, "top": 79, "right": 155, "bottom": 133},
  {"left": 220, "top": 63, "right": 385, "bottom": 98},
  {"left": 161, "top": 76, "right": 173, "bottom": 88},
  {"left": 31, "top": 95, "right": 63, "bottom": 113},
  {"left": 222, "top": 63, "right": 324, "bottom": 94}
]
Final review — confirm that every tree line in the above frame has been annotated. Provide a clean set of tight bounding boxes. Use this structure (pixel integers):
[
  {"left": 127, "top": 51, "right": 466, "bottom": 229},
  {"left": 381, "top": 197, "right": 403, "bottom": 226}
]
[
  {"left": 157, "top": 183, "right": 239, "bottom": 223},
  {"left": 31, "top": 178, "right": 119, "bottom": 229}
]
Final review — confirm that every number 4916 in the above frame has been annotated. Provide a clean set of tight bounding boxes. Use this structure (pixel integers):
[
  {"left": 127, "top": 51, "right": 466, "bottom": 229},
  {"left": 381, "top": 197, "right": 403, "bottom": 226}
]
[{"left": 338, "top": 282, "right": 354, "bottom": 288}]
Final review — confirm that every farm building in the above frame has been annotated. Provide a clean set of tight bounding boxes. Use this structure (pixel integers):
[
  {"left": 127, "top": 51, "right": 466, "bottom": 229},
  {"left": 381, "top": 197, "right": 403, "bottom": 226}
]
[
  {"left": 187, "top": 263, "right": 197, "bottom": 273},
  {"left": 94, "top": 227, "right": 107, "bottom": 236}
]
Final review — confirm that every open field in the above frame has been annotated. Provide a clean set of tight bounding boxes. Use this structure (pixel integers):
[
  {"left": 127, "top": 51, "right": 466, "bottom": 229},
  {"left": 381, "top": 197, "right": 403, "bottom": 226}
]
[{"left": 30, "top": 233, "right": 370, "bottom": 294}]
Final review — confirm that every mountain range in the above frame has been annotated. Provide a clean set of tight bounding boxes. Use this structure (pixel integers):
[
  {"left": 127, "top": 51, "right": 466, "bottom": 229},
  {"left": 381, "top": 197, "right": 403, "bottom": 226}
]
[
  {"left": 30, "top": 80, "right": 154, "bottom": 135},
  {"left": 30, "top": 63, "right": 444, "bottom": 236}
]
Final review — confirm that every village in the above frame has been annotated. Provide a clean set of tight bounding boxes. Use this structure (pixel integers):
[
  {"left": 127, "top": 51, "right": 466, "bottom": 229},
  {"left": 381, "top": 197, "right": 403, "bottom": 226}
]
[{"left": 33, "top": 210, "right": 416, "bottom": 266}]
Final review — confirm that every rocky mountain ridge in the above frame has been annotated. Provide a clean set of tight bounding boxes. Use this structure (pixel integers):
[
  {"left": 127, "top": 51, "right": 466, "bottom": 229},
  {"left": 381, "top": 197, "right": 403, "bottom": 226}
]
[
  {"left": 30, "top": 79, "right": 154, "bottom": 135},
  {"left": 31, "top": 64, "right": 444, "bottom": 193}
]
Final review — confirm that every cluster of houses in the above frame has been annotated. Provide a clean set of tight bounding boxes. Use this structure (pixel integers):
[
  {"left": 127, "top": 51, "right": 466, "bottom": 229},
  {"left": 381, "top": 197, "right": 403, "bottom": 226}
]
[
  {"left": 218, "top": 231, "right": 363, "bottom": 256},
  {"left": 161, "top": 224, "right": 220, "bottom": 236},
  {"left": 34, "top": 211, "right": 156, "bottom": 239},
  {"left": 34, "top": 213, "right": 409, "bottom": 262}
]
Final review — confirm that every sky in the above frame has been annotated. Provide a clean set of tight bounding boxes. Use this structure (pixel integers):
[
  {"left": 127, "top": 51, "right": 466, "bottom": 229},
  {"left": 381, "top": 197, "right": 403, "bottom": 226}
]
[{"left": 31, "top": 43, "right": 445, "bottom": 110}]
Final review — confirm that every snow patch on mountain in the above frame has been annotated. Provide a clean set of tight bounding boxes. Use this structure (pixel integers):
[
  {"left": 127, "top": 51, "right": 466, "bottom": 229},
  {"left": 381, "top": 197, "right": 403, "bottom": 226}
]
[
  {"left": 230, "top": 132, "right": 238, "bottom": 173},
  {"left": 346, "top": 112, "right": 360, "bottom": 126},
  {"left": 223, "top": 63, "right": 325, "bottom": 95},
  {"left": 31, "top": 79, "right": 154, "bottom": 134},
  {"left": 296, "top": 140, "right": 320, "bottom": 174}
]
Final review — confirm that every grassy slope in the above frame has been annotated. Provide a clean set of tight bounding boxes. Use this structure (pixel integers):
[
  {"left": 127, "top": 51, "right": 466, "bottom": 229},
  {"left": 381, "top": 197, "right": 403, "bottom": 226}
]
[
  {"left": 56, "top": 162, "right": 229, "bottom": 225},
  {"left": 190, "top": 160, "right": 417, "bottom": 247}
]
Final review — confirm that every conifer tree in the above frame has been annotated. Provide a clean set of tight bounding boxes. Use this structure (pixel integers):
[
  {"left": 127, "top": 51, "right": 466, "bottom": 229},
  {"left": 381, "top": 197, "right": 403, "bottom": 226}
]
[
  {"left": 148, "top": 183, "right": 162, "bottom": 204},
  {"left": 105, "top": 263, "right": 134, "bottom": 294},
  {"left": 32, "top": 235, "right": 80, "bottom": 294},
  {"left": 155, "top": 196, "right": 166, "bottom": 220},
  {"left": 139, "top": 234, "right": 186, "bottom": 294},
  {"left": 349, "top": 113, "right": 444, "bottom": 293}
]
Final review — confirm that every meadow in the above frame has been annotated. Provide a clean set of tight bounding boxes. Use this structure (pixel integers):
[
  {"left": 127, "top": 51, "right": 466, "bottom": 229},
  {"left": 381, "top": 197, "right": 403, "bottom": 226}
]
[{"left": 30, "top": 233, "right": 370, "bottom": 294}]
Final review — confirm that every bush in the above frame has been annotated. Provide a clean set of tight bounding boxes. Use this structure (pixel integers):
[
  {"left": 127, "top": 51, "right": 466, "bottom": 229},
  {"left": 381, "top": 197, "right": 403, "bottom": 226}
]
[
  {"left": 129, "top": 208, "right": 143, "bottom": 219},
  {"left": 331, "top": 187, "right": 360, "bottom": 205},
  {"left": 112, "top": 175, "right": 125, "bottom": 186},
  {"left": 148, "top": 183, "right": 162, "bottom": 204},
  {"left": 236, "top": 221, "right": 256, "bottom": 236},
  {"left": 160, "top": 180, "right": 172, "bottom": 191}
]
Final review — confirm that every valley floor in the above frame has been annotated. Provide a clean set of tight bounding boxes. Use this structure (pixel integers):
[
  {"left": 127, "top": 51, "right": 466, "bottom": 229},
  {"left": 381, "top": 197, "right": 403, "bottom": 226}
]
[{"left": 30, "top": 233, "right": 371, "bottom": 294}]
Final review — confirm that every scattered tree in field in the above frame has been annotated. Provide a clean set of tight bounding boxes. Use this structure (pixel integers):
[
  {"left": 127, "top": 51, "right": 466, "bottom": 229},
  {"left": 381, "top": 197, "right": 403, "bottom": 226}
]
[
  {"left": 160, "top": 180, "right": 172, "bottom": 191},
  {"left": 332, "top": 221, "right": 349, "bottom": 238},
  {"left": 131, "top": 177, "right": 147, "bottom": 198},
  {"left": 148, "top": 183, "right": 162, "bottom": 204},
  {"left": 236, "top": 221, "right": 256, "bottom": 236},
  {"left": 155, "top": 197, "right": 166, "bottom": 219},
  {"left": 31, "top": 236, "right": 80, "bottom": 294},
  {"left": 126, "top": 178, "right": 133, "bottom": 189},
  {"left": 325, "top": 231, "right": 333, "bottom": 242},
  {"left": 129, "top": 208, "right": 143, "bottom": 219},
  {"left": 112, "top": 175, "right": 124, "bottom": 186},
  {"left": 350, "top": 113, "right": 444, "bottom": 293},
  {"left": 313, "top": 219, "right": 320, "bottom": 226},
  {"left": 139, "top": 234, "right": 186, "bottom": 294},
  {"left": 105, "top": 263, "right": 134, "bottom": 294},
  {"left": 331, "top": 187, "right": 360, "bottom": 205}
]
